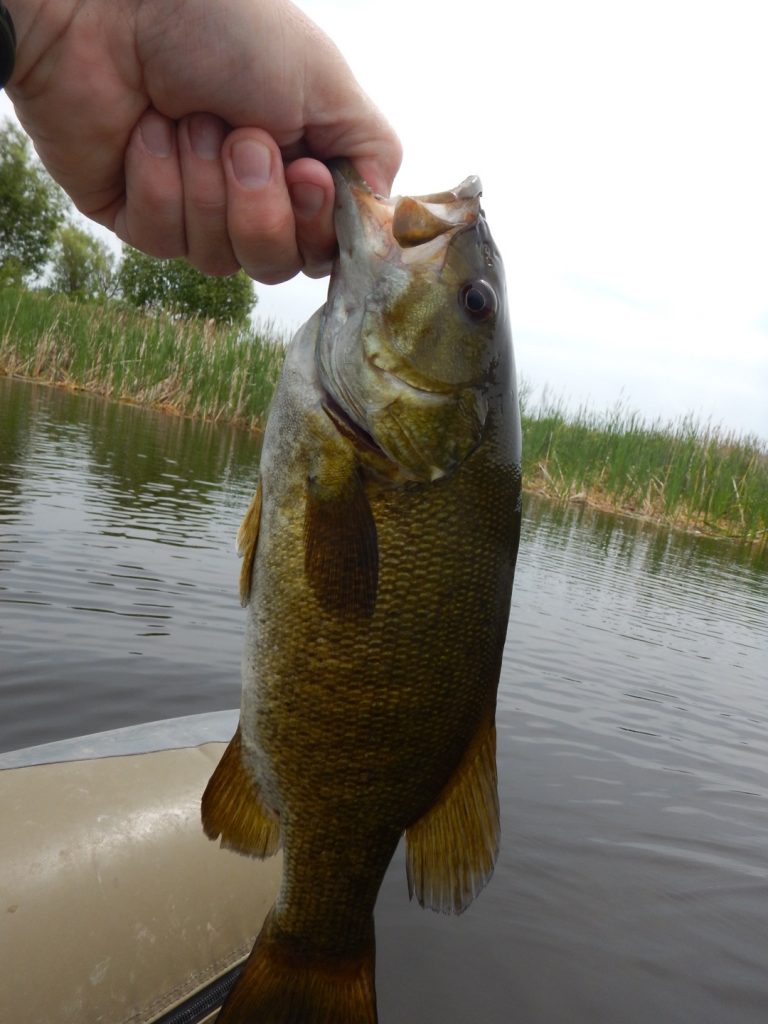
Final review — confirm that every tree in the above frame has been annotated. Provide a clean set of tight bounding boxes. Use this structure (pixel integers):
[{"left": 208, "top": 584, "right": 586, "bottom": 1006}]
[
  {"left": 0, "top": 119, "right": 65, "bottom": 285},
  {"left": 118, "top": 247, "right": 256, "bottom": 326},
  {"left": 49, "top": 224, "right": 116, "bottom": 299}
]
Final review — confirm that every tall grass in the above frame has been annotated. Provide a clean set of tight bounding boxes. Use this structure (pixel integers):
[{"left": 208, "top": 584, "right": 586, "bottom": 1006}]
[
  {"left": 0, "top": 287, "right": 286, "bottom": 430},
  {"left": 2, "top": 288, "right": 766, "bottom": 542},
  {"left": 520, "top": 385, "right": 768, "bottom": 543}
]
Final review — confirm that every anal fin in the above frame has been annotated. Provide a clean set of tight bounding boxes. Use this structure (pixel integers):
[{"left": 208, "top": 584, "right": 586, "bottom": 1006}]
[
  {"left": 405, "top": 713, "right": 499, "bottom": 914},
  {"left": 201, "top": 727, "right": 280, "bottom": 858},
  {"left": 236, "top": 482, "right": 262, "bottom": 607}
]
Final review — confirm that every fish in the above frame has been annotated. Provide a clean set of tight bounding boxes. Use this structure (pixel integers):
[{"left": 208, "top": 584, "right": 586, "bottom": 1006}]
[{"left": 201, "top": 160, "right": 522, "bottom": 1023}]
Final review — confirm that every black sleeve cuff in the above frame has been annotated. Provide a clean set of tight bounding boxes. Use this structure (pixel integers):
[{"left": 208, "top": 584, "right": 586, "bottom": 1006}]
[{"left": 1, "top": 3, "right": 16, "bottom": 90}]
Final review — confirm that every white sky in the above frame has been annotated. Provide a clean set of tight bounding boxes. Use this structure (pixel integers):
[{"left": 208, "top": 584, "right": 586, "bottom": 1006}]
[{"left": 3, "top": 0, "right": 767, "bottom": 439}]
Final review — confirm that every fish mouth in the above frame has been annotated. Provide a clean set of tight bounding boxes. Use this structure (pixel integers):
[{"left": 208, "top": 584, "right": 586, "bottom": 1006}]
[
  {"left": 328, "top": 159, "right": 483, "bottom": 258},
  {"left": 328, "top": 158, "right": 482, "bottom": 205}
]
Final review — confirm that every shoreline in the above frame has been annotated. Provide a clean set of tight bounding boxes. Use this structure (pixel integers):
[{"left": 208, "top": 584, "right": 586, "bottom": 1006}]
[
  {"left": 3, "top": 367, "right": 763, "bottom": 550},
  {"left": 523, "top": 480, "right": 761, "bottom": 545}
]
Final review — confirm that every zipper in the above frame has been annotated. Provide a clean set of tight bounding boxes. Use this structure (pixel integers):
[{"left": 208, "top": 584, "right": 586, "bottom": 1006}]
[{"left": 153, "top": 964, "right": 243, "bottom": 1024}]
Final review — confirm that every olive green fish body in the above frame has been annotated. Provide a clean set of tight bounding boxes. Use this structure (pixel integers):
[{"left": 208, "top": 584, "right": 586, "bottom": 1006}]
[{"left": 203, "top": 164, "right": 522, "bottom": 1022}]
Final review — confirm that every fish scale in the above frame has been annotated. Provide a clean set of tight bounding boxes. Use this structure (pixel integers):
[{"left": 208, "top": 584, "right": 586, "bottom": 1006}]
[{"left": 202, "top": 160, "right": 522, "bottom": 1023}]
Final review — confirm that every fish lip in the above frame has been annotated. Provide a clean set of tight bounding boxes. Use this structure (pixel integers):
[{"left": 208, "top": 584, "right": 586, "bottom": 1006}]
[
  {"left": 328, "top": 158, "right": 375, "bottom": 195},
  {"left": 328, "top": 158, "right": 483, "bottom": 205},
  {"left": 329, "top": 159, "right": 396, "bottom": 249},
  {"left": 328, "top": 160, "right": 484, "bottom": 254}
]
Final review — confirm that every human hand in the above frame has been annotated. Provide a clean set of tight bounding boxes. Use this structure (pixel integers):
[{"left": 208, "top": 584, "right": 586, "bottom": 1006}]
[{"left": 5, "top": 0, "right": 401, "bottom": 282}]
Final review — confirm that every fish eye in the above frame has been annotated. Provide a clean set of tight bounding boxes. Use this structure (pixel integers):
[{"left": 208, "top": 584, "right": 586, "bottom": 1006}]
[{"left": 459, "top": 281, "right": 497, "bottom": 322}]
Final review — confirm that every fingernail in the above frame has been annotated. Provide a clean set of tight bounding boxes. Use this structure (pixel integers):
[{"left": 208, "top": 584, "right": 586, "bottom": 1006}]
[
  {"left": 232, "top": 139, "right": 272, "bottom": 188},
  {"left": 140, "top": 113, "right": 173, "bottom": 158},
  {"left": 189, "top": 116, "right": 223, "bottom": 160},
  {"left": 290, "top": 181, "right": 325, "bottom": 218}
]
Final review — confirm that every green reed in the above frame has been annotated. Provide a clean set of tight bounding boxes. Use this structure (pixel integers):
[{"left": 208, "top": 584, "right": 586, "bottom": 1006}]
[
  {"left": 520, "top": 386, "right": 768, "bottom": 542},
  {"left": 2, "top": 288, "right": 766, "bottom": 541},
  {"left": 0, "top": 286, "right": 286, "bottom": 430}
]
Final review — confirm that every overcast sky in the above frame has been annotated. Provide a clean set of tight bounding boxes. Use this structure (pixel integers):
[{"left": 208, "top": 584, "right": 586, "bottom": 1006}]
[{"left": 3, "top": 0, "right": 767, "bottom": 439}]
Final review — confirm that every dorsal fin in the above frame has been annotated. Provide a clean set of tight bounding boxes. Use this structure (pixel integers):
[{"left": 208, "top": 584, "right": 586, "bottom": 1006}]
[
  {"left": 236, "top": 482, "right": 262, "bottom": 607},
  {"left": 201, "top": 727, "right": 280, "bottom": 859},
  {"left": 405, "top": 712, "right": 499, "bottom": 914}
]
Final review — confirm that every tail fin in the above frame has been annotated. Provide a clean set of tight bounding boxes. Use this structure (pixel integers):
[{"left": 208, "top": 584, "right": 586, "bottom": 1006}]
[{"left": 217, "top": 910, "right": 377, "bottom": 1024}]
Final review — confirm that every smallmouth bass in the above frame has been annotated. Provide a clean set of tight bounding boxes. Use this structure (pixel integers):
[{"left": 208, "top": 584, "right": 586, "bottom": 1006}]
[{"left": 202, "top": 161, "right": 522, "bottom": 1022}]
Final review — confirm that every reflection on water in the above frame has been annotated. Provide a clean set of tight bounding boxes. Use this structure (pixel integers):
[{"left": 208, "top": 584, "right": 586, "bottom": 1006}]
[
  {"left": 377, "top": 495, "right": 768, "bottom": 1024},
  {"left": 2, "top": 377, "right": 768, "bottom": 1023},
  {"left": 0, "top": 376, "right": 260, "bottom": 751}
]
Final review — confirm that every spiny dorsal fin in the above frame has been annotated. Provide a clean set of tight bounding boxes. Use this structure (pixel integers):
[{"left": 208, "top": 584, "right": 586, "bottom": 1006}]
[
  {"left": 236, "top": 481, "right": 262, "bottom": 607},
  {"left": 405, "top": 713, "right": 499, "bottom": 914},
  {"left": 201, "top": 727, "right": 280, "bottom": 859},
  {"left": 304, "top": 462, "right": 378, "bottom": 621}
]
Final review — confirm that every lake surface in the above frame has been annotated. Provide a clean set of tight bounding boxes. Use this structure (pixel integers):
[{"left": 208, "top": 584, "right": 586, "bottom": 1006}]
[{"left": 2, "top": 375, "right": 767, "bottom": 1023}]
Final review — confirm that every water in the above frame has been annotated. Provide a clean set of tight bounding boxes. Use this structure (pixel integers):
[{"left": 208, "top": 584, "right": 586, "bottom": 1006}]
[
  {"left": 2, "top": 376, "right": 767, "bottom": 1023},
  {"left": 0, "top": 376, "right": 254, "bottom": 751}
]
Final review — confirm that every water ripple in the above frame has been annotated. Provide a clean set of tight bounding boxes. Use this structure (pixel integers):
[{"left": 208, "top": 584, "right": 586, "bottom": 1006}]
[{"left": 3, "top": 379, "right": 768, "bottom": 1023}]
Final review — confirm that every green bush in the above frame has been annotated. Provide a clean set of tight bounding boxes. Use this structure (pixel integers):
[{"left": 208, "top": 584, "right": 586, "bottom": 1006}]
[
  {"left": 49, "top": 225, "right": 116, "bottom": 300},
  {"left": 0, "top": 119, "right": 65, "bottom": 283},
  {"left": 118, "top": 247, "right": 256, "bottom": 326}
]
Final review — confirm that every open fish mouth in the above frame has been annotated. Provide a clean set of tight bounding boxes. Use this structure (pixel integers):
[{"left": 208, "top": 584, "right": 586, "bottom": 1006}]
[{"left": 329, "top": 159, "right": 483, "bottom": 260}]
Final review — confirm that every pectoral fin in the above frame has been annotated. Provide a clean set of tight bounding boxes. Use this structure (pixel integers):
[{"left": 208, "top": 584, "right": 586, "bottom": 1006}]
[
  {"left": 405, "top": 714, "right": 499, "bottom": 914},
  {"left": 304, "top": 460, "right": 378, "bottom": 620},
  {"left": 236, "top": 482, "right": 262, "bottom": 607},
  {"left": 201, "top": 727, "right": 280, "bottom": 858}
]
